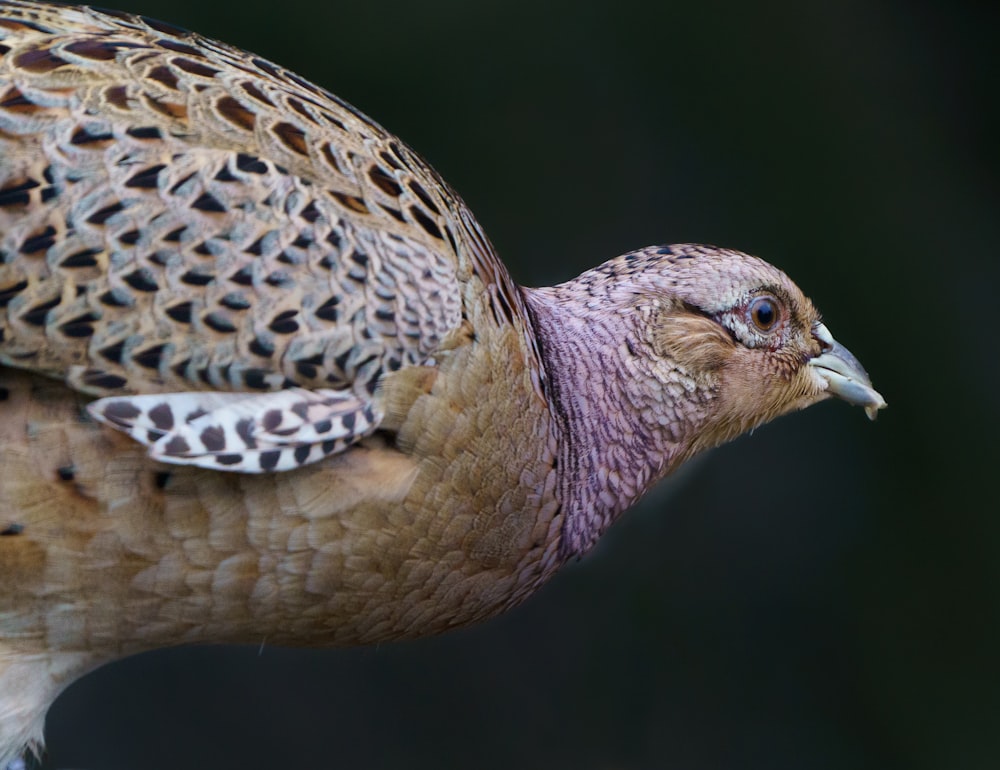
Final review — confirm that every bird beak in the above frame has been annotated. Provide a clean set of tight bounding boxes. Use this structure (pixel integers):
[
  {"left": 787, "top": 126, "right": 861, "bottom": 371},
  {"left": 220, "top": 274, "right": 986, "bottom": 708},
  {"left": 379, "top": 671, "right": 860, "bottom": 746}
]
[{"left": 808, "top": 323, "right": 887, "bottom": 420}]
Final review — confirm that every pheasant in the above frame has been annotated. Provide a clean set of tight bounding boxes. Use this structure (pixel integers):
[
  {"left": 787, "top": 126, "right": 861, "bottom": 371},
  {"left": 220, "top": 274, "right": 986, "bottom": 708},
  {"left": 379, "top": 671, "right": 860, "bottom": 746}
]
[{"left": 0, "top": 1, "right": 886, "bottom": 765}]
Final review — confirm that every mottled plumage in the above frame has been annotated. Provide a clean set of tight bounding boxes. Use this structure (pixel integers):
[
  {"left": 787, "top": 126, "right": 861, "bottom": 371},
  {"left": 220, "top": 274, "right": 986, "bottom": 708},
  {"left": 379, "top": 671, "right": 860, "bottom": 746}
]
[{"left": 0, "top": 1, "right": 885, "bottom": 765}]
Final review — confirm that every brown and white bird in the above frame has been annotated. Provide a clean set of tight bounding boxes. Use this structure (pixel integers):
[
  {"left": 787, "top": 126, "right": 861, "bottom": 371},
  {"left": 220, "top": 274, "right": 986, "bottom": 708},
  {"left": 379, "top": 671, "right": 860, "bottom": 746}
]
[{"left": 0, "top": 1, "right": 886, "bottom": 765}]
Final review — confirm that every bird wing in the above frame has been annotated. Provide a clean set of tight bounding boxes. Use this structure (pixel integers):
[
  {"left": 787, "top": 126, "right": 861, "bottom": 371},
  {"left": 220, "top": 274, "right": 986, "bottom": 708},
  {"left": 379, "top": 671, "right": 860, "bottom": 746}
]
[{"left": 0, "top": 2, "right": 526, "bottom": 469}]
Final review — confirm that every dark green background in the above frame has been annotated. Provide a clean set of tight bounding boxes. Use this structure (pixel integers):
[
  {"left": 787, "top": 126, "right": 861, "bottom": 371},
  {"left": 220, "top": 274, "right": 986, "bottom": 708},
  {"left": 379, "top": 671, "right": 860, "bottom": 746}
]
[{"left": 34, "top": 0, "right": 998, "bottom": 768}]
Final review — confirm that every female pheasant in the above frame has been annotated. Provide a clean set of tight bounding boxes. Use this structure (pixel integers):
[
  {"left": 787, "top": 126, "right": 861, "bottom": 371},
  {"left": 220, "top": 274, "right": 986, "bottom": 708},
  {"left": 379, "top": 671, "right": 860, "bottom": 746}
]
[{"left": 0, "top": 1, "right": 885, "bottom": 764}]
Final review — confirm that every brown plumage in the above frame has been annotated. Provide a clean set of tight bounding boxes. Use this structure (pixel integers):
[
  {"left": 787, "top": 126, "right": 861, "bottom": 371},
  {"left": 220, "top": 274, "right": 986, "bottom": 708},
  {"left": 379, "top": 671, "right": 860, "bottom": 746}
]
[{"left": 0, "top": 1, "right": 885, "bottom": 764}]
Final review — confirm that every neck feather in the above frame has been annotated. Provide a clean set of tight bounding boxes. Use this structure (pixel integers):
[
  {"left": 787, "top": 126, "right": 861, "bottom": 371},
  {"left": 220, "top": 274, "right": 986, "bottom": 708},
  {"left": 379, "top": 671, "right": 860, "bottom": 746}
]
[{"left": 523, "top": 281, "right": 716, "bottom": 558}]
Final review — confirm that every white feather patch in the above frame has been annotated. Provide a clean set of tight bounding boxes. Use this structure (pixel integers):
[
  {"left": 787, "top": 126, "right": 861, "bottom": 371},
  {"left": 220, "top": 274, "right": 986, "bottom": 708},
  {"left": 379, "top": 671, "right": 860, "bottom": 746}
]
[{"left": 87, "top": 388, "right": 381, "bottom": 472}]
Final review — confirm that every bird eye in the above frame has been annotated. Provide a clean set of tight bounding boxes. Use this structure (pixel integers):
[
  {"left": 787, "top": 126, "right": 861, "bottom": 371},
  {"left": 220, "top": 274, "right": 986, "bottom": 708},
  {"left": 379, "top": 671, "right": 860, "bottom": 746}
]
[{"left": 749, "top": 296, "right": 779, "bottom": 332}]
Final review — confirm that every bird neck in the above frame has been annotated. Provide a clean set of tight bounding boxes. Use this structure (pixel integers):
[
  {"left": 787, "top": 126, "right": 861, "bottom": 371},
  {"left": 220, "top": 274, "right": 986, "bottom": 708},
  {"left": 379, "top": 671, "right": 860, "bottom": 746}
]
[{"left": 523, "top": 280, "right": 715, "bottom": 560}]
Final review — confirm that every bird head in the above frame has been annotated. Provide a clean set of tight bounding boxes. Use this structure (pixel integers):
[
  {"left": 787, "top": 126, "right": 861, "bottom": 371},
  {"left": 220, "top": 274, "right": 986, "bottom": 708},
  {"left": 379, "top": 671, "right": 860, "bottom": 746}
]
[
  {"left": 530, "top": 243, "right": 886, "bottom": 478},
  {"left": 589, "top": 244, "right": 886, "bottom": 460}
]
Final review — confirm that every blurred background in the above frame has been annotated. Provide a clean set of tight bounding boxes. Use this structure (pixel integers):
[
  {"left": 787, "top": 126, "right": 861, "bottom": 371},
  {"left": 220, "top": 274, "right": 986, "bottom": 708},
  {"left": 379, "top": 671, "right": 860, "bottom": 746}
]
[{"left": 33, "top": 0, "right": 998, "bottom": 768}]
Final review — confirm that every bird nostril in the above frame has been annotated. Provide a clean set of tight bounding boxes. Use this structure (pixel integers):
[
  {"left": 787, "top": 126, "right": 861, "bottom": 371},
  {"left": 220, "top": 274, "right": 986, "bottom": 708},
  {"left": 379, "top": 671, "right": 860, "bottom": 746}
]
[{"left": 812, "top": 323, "right": 834, "bottom": 353}]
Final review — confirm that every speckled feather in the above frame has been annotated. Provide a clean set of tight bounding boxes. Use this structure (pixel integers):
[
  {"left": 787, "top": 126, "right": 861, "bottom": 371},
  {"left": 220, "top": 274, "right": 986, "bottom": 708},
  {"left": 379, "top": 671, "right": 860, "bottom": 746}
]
[{"left": 0, "top": 2, "right": 885, "bottom": 765}]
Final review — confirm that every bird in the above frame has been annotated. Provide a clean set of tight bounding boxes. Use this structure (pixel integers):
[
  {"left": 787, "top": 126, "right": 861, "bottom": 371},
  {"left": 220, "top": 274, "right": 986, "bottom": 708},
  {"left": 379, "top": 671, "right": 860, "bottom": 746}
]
[{"left": 0, "top": 0, "right": 886, "bottom": 765}]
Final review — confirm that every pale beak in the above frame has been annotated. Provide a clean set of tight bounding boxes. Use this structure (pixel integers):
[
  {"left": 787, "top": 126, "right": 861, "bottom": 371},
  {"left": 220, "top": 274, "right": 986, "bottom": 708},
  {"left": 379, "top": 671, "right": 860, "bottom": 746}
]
[{"left": 809, "top": 323, "right": 887, "bottom": 420}]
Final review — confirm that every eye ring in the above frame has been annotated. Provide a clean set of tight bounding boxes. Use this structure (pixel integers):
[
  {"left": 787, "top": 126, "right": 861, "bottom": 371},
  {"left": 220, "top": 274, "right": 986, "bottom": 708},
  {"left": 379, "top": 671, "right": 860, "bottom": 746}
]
[{"left": 748, "top": 295, "right": 780, "bottom": 332}]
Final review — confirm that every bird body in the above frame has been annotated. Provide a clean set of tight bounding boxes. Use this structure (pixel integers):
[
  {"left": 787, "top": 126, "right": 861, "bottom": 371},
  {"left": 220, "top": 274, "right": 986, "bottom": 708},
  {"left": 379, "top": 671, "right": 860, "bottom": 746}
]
[{"left": 0, "top": 1, "right": 885, "bottom": 764}]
